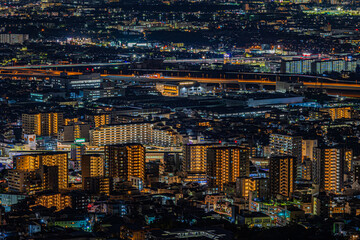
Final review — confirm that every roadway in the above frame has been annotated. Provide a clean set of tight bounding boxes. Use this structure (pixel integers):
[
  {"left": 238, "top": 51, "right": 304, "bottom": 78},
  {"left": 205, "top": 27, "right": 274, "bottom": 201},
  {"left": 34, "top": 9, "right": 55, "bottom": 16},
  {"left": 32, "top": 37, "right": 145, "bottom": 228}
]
[
  {"left": 1, "top": 65, "right": 360, "bottom": 91},
  {"left": 102, "top": 74, "right": 360, "bottom": 90},
  {"left": 0, "top": 62, "right": 130, "bottom": 70},
  {"left": 0, "top": 68, "right": 82, "bottom": 78}
]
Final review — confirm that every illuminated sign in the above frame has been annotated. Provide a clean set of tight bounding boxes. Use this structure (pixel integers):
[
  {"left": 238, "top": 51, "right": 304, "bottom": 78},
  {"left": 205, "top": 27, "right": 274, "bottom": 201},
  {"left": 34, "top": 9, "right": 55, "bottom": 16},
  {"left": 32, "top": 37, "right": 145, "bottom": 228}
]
[
  {"left": 179, "top": 81, "right": 195, "bottom": 85},
  {"left": 75, "top": 138, "right": 86, "bottom": 143}
]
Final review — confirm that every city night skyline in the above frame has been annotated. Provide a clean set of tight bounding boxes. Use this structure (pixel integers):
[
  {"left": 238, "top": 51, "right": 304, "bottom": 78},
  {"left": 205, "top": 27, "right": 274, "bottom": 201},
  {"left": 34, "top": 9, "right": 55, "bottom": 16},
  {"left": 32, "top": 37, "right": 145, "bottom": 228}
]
[{"left": 0, "top": 0, "right": 360, "bottom": 239}]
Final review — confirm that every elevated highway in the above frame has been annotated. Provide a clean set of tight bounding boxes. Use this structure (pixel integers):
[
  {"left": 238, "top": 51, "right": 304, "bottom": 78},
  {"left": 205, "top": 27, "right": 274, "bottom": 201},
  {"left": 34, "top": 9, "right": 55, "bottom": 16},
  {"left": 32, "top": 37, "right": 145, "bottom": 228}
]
[
  {"left": 1, "top": 64, "right": 360, "bottom": 92},
  {"left": 103, "top": 74, "right": 360, "bottom": 91},
  {"left": 0, "top": 62, "right": 129, "bottom": 70}
]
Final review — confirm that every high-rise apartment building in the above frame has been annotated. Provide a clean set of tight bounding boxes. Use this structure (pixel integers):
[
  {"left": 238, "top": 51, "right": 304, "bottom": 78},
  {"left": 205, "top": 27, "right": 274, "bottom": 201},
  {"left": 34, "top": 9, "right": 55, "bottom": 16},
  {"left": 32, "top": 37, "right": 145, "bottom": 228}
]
[
  {"left": 90, "top": 123, "right": 179, "bottom": 147},
  {"left": 313, "top": 147, "right": 351, "bottom": 193},
  {"left": 353, "top": 161, "right": 360, "bottom": 183},
  {"left": 207, "top": 146, "right": 249, "bottom": 191},
  {"left": 344, "top": 149, "right": 353, "bottom": 173},
  {"left": 298, "top": 159, "right": 313, "bottom": 181},
  {"left": 8, "top": 170, "right": 42, "bottom": 194},
  {"left": 269, "top": 156, "right": 296, "bottom": 198},
  {"left": 0, "top": 34, "right": 29, "bottom": 44},
  {"left": 58, "top": 123, "right": 90, "bottom": 142},
  {"left": 270, "top": 134, "right": 302, "bottom": 165},
  {"left": 64, "top": 117, "right": 79, "bottom": 126},
  {"left": 81, "top": 154, "right": 104, "bottom": 179},
  {"left": 182, "top": 143, "right": 219, "bottom": 184},
  {"left": 86, "top": 114, "right": 110, "bottom": 128},
  {"left": 83, "top": 177, "right": 110, "bottom": 196},
  {"left": 312, "top": 59, "right": 347, "bottom": 75},
  {"left": 183, "top": 143, "right": 219, "bottom": 173},
  {"left": 12, "top": 152, "right": 68, "bottom": 190},
  {"left": 236, "top": 177, "right": 269, "bottom": 199},
  {"left": 70, "top": 144, "right": 85, "bottom": 171},
  {"left": 280, "top": 59, "right": 313, "bottom": 74},
  {"left": 40, "top": 165, "right": 59, "bottom": 192},
  {"left": 302, "top": 139, "right": 318, "bottom": 161},
  {"left": 104, "top": 144, "right": 145, "bottom": 182},
  {"left": 81, "top": 154, "right": 109, "bottom": 195},
  {"left": 22, "top": 112, "right": 64, "bottom": 136}
]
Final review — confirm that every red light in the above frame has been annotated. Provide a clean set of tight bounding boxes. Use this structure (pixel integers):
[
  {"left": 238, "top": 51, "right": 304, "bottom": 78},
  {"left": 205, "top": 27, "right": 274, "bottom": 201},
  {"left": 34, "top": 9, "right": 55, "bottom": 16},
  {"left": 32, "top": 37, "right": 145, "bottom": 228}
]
[
  {"left": 235, "top": 140, "right": 237, "bottom": 143},
  {"left": 219, "top": 140, "right": 222, "bottom": 143}
]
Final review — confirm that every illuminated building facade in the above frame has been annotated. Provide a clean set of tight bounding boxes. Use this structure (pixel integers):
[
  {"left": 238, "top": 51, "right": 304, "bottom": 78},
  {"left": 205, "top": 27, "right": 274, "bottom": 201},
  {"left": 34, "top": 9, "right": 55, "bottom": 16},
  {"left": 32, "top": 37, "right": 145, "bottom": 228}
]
[
  {"left": 64, "top": 117, "right": 79, "bottom": 126},
  {"left": 280, "top": 59, "right": 313, "bottom": 74},
  {"left": 40, "top": 165, "right": 60, "bottom": 192},
  {"left": 302, "top": 139, "right": 318, "bottom": 161},
  {"left": 298, "top": 139, "right": 318, "bottom": 181},
  {"left": 70, "top": 144, "right": 85, "bottom": 171},
  {"left": 344, "top": 149, "right": 353, "bottom": 173},
  {"left": 90, "top": 123, "right": 179, "bottom": 147},
  {"left": 104, "top": 144, "right": 145, "bottom": 182},
  {"left": 33, "top": 193, "right": 71, "bottom": 211},
  {"left": 314, "top": 147, "right": 351, "bottom": 193},
  {"left": 269, "top": 156, "right": 296, "bottom": 198},
  {"left": 183, "top": 172, "right": 207, "bottom": 185},
  {"left": 281, "top": 58, "right": 353, "bottom": 75},
  {"left": 86, "top": 114, "right": 110, "bottom": 128},
  {"left": 22, "top": 112, "right": 64, "bottom": 136},
  {"left": 81, "top": 154, "right": 109, "bottom": 195},
  {"left": 58, "top": 123, "right": 90, "bottom": 142},
  {"left": 312, "top": 59, "right": 346, "bottom": 75},
  {"left": 207, "top": 146, "right": 249, "bottom": 191},
  {"left": 8, "top": 170, "right": 42, "bottom": 194},
  {"left": 298, "top": 159, "right": 312, "bottom": 181},
  {"left": 156, "top": 81, "right": 210, "bottom": 97},
  {"left": 236, "top": 177, "right": 269, "bottom": 199},
  {"left": 183, "top": 143, "right": 219, "bottom": 173},
  {"left": 270, "top": 134, "right": 302, "bottom": 167},
  {"left": 53, "top": 73, "right": 101, "bottom": 89},
  {"left": 83, "top": 177, "right": 110, "bottom": 196},
  {"left": 353, "top": 161, "right": 360, "bottom": 183},
  {"left": 320, "top": 107, "right": 352, "bottom": 121},
  {"left": 81, "top": 154, "right": 104, "bottom": 178},
  {"left": 8, "top": 166, "right": 59, "bottom": 194},
  {"left": 0, "top": 34, "right": 29, "bottom": 44},
  {"left": 13, "top": 152, "right": 68, "bottom": 190},
  {"left": 156, "top": 82, "right": 179, "bottom": 96}
]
